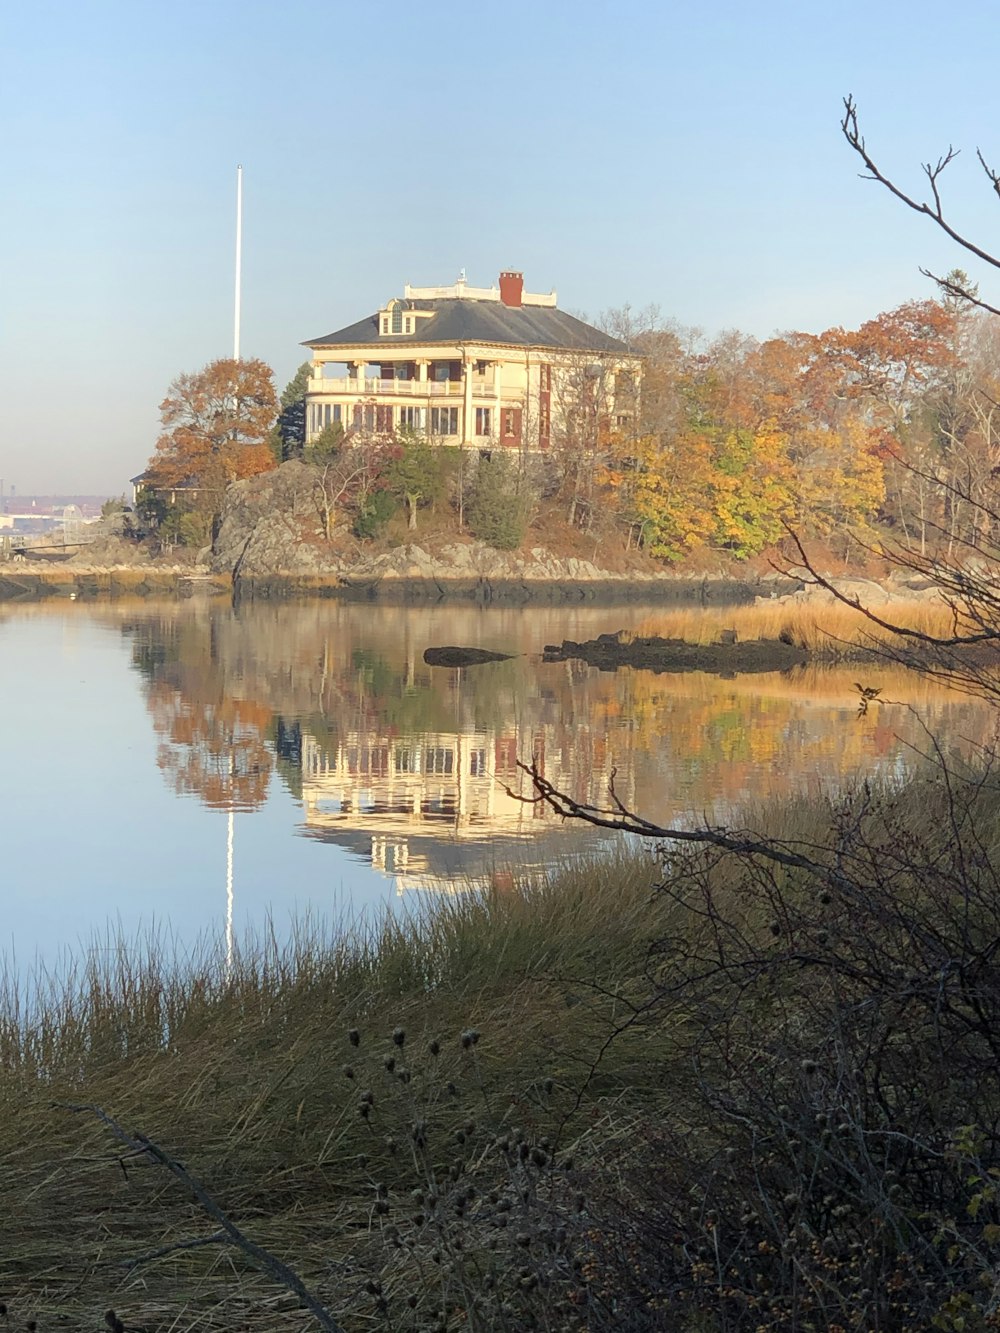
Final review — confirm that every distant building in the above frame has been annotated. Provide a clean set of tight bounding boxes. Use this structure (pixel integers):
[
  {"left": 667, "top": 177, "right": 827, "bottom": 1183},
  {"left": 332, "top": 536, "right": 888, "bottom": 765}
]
[{"left": 302, "top": 271, "right": 642, "bottom": 451}]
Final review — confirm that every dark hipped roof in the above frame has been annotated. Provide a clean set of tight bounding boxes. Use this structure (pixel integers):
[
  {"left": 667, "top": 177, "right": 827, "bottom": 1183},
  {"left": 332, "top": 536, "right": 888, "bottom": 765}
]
[{"left": 303, "top": 298, "right": 629, "bottom": 354}]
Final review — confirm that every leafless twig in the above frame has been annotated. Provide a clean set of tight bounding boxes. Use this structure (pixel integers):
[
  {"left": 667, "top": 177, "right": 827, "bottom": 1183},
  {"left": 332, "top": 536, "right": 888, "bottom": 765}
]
[
  {"left": 121, "top": 1231, "right": 227, "bottom": 1271},
  {"left": 842, "top": 95, "right": 1000, "bottom": 315}
]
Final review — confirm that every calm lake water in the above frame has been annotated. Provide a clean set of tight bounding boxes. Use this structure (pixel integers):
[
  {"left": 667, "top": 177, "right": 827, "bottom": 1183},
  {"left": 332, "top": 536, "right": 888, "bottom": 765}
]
[{"left": 0, "top": 596, "right": 989, "bottom": 968}]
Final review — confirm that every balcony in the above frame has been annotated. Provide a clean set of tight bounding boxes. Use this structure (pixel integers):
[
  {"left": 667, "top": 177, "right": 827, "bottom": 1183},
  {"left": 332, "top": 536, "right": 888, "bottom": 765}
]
[{"left": 311, "top": 377, "right": 469, "bottom": 397}]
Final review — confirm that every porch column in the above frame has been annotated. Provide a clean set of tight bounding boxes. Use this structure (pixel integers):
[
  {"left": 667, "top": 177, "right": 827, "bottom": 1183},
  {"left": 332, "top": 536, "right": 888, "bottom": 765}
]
[{"left": 462, "top": 353, "right": 474, "bottom": 445}]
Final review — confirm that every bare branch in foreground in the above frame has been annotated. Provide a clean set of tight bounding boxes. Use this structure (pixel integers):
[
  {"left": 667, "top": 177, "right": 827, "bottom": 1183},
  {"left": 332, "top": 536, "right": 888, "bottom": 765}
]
[
  {"left": 516, "top": 762, "right": 857, "bottom": 897},
  {"left": 842, "top": 94, "right": 1000, "bottom": 280},
  {"left": 920, "top": 268, "right": 1000, "bottom": 318},
  {"left": 781, "top": 525, "right": 1000, "bottom": 650},
  {"left": 57, "top": 1103, "right": 345, "bottom": 1333}
]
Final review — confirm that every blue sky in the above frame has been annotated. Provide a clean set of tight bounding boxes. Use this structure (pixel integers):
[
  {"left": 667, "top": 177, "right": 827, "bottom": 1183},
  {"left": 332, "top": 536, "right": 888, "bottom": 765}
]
[{"left": 4, "top": 0, "right": 1000, "bottom": 493}]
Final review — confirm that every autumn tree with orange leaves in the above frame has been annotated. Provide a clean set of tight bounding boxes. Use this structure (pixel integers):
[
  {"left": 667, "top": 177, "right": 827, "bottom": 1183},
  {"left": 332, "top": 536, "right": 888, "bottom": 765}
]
[
  {"left": 144, "top": 358, "right": 278, "bottom": 523},
  {"left": 595, "top": 296, "right": 970, "bottom": 560}
]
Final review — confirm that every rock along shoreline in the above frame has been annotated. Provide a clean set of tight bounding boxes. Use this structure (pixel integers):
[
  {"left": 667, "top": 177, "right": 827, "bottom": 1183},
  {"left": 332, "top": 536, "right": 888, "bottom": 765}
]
[
  {"left": 542, "top": 632, "right": 809, "bottom": 674},
  {"left": 0, "top": 563, "right": 805, "bottom": 607}
]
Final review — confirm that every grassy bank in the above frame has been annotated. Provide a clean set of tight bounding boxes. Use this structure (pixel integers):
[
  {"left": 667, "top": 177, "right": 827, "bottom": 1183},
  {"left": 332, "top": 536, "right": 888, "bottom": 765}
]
[
  {"left": 0, "top": 850, "right": 664, "bottom": 1332},
  {"left": 5, "top": 773, "right": 1000, "bottom": 1331}
]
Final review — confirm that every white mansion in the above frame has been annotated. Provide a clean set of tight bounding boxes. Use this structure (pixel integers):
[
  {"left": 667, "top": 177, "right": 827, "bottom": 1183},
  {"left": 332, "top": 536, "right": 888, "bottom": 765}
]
[{"left": 302, "top": 270, "right": 642, "bottom": 451}]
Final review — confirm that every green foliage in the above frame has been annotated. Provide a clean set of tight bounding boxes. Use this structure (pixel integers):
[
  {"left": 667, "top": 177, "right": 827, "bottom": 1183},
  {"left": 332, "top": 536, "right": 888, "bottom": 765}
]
[
  {"left": 280, "top": 361, "right": 312, "bottom": 410},
  {"left": 158, "top": 506, "right": 211, "bottom": 547},
  {"left": 134, "top": 491, "right": 208, "bottom": 547},
  {"left": 266, "top": 422, "right": 284, "bottom": 463},
  {"left": 304, "top": 421, "right": 345, "bottom": 464},
  {"left": 384, "top": 439, "right": 446, "bottom": 530},
  {"left": 272, "top": 362, "right": 312, "bottom": 460},
  {"left": 353, "top": 488, "right": 396, "bottom": 540},
  {"left": 467, "top": 452, "right": 533, "bottom": 550},
  {"left": 100, "top": 495, "right": 127, "bottom": 518},
  {"left": 135, "top": 491, "right": 166, "bottom": 525}
]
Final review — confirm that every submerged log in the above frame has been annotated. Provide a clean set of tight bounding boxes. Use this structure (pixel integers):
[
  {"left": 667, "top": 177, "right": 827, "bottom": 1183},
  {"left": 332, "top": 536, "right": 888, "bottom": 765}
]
[{"left": 423, "top": 646, "right": 515, "bottom": 668}]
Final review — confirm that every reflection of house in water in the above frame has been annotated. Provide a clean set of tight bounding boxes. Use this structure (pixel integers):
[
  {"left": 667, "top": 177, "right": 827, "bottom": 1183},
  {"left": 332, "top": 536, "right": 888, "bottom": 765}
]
[{"left": 298, "top": 726, "right": 619, "bottom": 893}]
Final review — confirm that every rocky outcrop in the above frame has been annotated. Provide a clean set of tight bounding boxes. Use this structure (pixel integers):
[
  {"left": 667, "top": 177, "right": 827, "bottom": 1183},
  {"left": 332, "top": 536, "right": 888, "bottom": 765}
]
[
  {"left": 758, "top": 572, "right": 944, "bottom": 607},
  {"left": 543, "top": 633, "right": 809, "bottom": 675},
  {"left": 342, "top": 542, "right": 645, "bottom": 586},
  {"left": 209, "top": 463, "right": 802, "bottom": 602},
  {"left": 211, "top": 462, "right": 333, "bottom": 577}
]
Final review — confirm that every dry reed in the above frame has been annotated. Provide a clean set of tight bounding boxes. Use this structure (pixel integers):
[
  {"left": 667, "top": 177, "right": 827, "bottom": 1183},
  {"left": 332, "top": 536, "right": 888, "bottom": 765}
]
[
  {"left": 0, "top": 848, "right": 663, "bottom": 1332},
  {"left": 628, "top": 596, "right": 958, "bottom": 656}
]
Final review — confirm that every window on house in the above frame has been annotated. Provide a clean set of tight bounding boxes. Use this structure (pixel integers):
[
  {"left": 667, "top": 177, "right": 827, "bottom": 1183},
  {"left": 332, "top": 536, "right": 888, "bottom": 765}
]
[
  {"left": 366, "top": 746, "right": 390, "bottom": 776},
  {"left": 381, "top": 318, "right": 389, "bottom": 335},
  {"left": 391, "top": 303, "right": 403, "bottom": 334},
  {"left": 399, "top": 406, "right": 425, "bottom": 432},
  {"left": 424, "top": 747, "right": 455, "bottom": 775},
  {"left": 376, "top": 404, "right": 393, "bottom": 433},
  {"left": 494, "top": 737, "right": 518, "bottom": 773},
  {"left": 502, "top": 409, "right": 516, "bottom": 437},
  {"left": 332, "top": 404, "right": 342, "bottom": 424},
  {"left": 539, "top": 364, "right": 551, "bottom": 392},
  {"left": 475, "top": 407, "right": 492, "bottom": 436},
  {"left": 430, "top": 407, "right": 458, "bottom": 435},
  {"left": 363, "top": 405, "right": 376, "bottom": 432},
  {"left": 404, "top": 317, "right": 413, "bottom": 333},
  {"left": 469, "top": 749, "right": 487, "bottom": 776}
]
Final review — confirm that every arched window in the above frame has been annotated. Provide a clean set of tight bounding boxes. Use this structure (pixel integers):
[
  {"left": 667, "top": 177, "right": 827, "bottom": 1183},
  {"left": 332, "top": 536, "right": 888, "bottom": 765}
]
[{"left": 390, "top": 300, "right": 403, "bottom": 334}]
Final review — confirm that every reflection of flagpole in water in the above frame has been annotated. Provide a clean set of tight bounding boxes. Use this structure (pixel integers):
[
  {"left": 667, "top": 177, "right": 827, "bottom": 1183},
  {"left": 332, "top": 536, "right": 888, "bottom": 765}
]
[
  {"left": 224, "top": 742, "right": 236, "bottom": 982},
  {"left": 226, "top": 804, "right": 234, "bottom": 979}
]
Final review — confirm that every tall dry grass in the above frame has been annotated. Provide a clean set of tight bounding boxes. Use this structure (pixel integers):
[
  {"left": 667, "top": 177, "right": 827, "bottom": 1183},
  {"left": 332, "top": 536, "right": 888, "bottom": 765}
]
[
  {"left": 0, "top": 848, "right": 665, "bottom": 1332},
  {"left": 629, "top": 596, "right": 959, "bottom": 656}
]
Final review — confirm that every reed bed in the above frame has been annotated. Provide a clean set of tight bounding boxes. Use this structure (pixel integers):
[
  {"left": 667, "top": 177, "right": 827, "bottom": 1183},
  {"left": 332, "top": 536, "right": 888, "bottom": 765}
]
[
  {"left": 0, "top": 848, "right": 665, "bottom": 1333},
  {"left": 628, "top": 595, "right": 959, "bottom": 657}
]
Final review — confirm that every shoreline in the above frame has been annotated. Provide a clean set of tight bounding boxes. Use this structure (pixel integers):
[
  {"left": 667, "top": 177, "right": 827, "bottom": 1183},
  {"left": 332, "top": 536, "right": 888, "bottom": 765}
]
[{"left": 0, "top": 564, "right": 802, "bottom": 606}]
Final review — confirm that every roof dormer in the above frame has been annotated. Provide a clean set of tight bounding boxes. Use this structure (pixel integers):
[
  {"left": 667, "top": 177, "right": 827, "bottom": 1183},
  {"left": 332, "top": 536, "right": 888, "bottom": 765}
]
[
  {"left": 378, "top": 298, "right": 438, "bottom": 337},
  {"left": 380, "top": 298, "right": 409, "bottom": 336}
]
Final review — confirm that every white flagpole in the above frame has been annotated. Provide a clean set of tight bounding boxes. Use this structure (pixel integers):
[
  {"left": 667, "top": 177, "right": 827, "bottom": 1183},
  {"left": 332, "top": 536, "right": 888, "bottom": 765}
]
[
  {"left": 227, "top": 164, "right": 243, "bottom": 985},
  {"left": 233, "top": 164, "right": 243, "bottom": 361}
]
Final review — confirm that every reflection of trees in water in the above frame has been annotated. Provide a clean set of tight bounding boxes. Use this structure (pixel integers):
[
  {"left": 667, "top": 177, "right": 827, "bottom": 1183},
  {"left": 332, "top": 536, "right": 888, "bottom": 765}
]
[
  {"left": 128, "top": 611, "right": 274, "bottom": 811},
  {"left": 148, "top": 684, "right": 273, "bottom": 811},
  {"left": 121, "top": 604, "right": 994, "bottom": 829}
]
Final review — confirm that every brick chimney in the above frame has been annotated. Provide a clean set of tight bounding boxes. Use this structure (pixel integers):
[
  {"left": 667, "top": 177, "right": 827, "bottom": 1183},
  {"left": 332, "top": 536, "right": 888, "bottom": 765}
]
[{"left": 499, "top": 270, "right": 524, "bottom": 308}]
